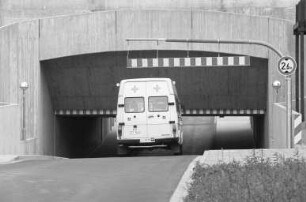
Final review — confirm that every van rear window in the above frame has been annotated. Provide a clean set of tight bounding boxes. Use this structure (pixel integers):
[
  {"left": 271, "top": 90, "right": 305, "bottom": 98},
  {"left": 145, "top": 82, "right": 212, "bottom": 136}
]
[
  {"left": 124, "top": 97, "right": 145, "bottom": 113},
  {"left": 149, "top": 96, "right": 168, "bottom": 112}
]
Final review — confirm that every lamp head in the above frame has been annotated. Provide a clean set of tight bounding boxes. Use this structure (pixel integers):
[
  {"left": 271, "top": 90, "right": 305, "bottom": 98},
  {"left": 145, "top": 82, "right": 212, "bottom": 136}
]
[
  {"left": 20, "top": 81, "right": 29, "bottom": 90},
  {"left": 272, "top": 80, "right": 281, "bottom": 90}
]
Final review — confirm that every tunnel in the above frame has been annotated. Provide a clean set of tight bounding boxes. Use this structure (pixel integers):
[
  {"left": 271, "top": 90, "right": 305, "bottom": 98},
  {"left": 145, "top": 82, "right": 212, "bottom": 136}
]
[{"left": 41, "top": 50, "right": 267, "bottom": 158}]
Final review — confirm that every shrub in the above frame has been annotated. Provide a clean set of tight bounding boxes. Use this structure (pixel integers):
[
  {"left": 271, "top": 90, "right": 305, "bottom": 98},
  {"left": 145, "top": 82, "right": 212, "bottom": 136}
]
[{"left": 185, "top": 151, "right": 306, "bottom": 202}]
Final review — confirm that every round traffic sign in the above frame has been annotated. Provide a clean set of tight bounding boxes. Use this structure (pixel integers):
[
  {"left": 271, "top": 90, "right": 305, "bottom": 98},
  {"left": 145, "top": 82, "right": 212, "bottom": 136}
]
[{"left": 278, "top": 56, "right": 297, "bottom": 76}]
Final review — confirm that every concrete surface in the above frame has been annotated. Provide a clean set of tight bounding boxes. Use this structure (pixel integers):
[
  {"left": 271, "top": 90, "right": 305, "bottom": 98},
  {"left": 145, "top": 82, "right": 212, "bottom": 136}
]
[
  {"left": 0, "top": 105, "right": 22, "bottom": 154},
  {"left": 0, "top": 0, "right": 298, "bottom": 27}
]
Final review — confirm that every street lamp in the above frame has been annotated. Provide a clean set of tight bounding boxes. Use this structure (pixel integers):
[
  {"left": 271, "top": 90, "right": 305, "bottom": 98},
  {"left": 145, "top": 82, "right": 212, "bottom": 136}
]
[
  {"left": 272, "top": 80, "right": 282, "bottom": 103},
  {"left": 272, "top": 80, "right": 281, "bottom": 92},
  {"left": 20, "top": 81, "right": 29, "bottom": 140}
]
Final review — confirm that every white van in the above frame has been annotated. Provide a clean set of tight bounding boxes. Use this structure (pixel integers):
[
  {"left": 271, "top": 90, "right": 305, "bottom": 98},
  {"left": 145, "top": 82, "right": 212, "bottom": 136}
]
[{"left": 116, "top": 78, "right": 183, "bottom": 155}]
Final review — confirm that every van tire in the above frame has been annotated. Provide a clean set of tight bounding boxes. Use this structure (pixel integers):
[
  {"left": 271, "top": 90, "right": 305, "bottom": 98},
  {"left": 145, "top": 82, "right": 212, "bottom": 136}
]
[
  {"left": 171, "top": 143, "right": 183, "bottom": 155},
  {"left": 117, "top": 145, "right": 129, "bottom": 156}
]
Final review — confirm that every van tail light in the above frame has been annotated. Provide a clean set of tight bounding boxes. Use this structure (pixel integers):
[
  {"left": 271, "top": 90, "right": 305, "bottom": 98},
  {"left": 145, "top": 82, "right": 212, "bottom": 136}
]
[
  {"left": 118, "top": 122, "right": 125, "bottom": 139},
  {"left": 171, "top": 123, "right": 177, "bottom": 137},
  {"left": 118, "top": 126, "right": 122, "bottom": 139}
]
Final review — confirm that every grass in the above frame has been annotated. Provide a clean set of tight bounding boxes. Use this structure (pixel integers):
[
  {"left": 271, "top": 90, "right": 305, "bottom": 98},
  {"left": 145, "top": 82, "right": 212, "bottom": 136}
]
[{"left": 185, "top": 150, "right": 306, "bottom": 202}]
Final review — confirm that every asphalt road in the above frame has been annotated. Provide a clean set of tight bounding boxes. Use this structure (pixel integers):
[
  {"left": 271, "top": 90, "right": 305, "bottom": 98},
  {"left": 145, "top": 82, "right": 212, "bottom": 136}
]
[{"left": 0, "top": 156, "right": 195, "bottom": 202}]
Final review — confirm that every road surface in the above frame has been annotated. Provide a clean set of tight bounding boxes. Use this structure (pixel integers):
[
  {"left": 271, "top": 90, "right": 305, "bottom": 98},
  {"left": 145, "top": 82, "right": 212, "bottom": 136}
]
[
  {"left": 0, "top": 116, "right": 255, "bottom": 201},
  {"left": 0, "top": 156, "right": 195, "bottom": 202}
]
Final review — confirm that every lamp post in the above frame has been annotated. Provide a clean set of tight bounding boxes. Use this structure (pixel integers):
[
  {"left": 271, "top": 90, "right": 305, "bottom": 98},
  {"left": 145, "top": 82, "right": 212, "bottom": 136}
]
[{"left": 20, "top": 81, "right": 29, "bottom": 140}]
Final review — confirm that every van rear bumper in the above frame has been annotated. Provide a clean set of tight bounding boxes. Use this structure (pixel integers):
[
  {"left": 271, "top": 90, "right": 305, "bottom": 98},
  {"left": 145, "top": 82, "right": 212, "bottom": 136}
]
[{"left": 117, "top": 137, "right": 179, "bottom": 146}]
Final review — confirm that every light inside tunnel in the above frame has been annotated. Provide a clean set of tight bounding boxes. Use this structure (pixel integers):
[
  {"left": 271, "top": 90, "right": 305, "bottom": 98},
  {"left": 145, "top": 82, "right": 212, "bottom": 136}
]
[
  {"left": 213, "top": 116, "right": 255, "bottom": 149},
  {"left": 181, "top": 116, "right": 264, "bottom": 155}
]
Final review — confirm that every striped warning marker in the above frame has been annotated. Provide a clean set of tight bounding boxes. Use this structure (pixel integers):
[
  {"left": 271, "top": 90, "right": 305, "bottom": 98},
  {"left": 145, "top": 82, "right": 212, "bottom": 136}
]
[
  {"left": 294, "top": 114, "right": 303, "bottom": 145},
  {"left": 55, "top": 109, "right": 117, "bottom": 116},
  {"left": 55, "top": 108, "right": 264, "bottom": 116},
  {"left": 127, "top": 56, "right": 250, "bottom": 68},
  {"left": 182, "top": 109, "right": 264, "bottom": 115}
]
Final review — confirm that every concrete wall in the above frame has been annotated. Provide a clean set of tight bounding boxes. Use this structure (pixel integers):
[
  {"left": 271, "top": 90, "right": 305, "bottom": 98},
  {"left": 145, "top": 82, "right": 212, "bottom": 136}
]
[
  {"left": 0, "top": 0, "right": 299, "bottom": 26},
  {"left": 0, "top": 20, "right": 54, "bottom": 155},
  {"left": 39, "top": 10, "right": 294, "bottom": 60},
  {"left": 271, "top": 103, "right": 302, "bottom": 148},
  {"left": 0, "top": 105, "right": 21, "bottom": 154},
  {"left": 272, "top": 103, "right": 287, "bottom": 147},
  {"left": 0, "top": 24, "right": 18, "bottom": 104}
]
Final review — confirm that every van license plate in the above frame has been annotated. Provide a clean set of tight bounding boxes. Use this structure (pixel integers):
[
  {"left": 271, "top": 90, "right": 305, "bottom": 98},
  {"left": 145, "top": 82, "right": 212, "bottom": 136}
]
[{"left": 140, "top": 138, "right": 155, "bottom": 143}]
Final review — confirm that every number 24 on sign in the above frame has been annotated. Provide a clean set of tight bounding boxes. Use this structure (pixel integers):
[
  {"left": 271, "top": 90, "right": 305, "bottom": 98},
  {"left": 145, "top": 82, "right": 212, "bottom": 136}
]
[{"left": 277, "top": 56, "right": 297, "bottom": 76}]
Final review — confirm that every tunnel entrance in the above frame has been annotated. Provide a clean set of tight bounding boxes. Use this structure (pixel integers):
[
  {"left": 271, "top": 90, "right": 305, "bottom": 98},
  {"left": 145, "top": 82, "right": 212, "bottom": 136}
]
[
  {"left": 42, "top": 50, "right": 267, "bottom": 158},
  {"left": 53, "top": 115, "right": 264, "bottom": 158}
]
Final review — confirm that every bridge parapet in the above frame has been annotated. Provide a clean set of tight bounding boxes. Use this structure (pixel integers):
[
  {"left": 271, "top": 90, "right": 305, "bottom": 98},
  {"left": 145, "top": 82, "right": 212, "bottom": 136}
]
[{"left": 39, "top": 9, "right": 293, "bottom": 61}]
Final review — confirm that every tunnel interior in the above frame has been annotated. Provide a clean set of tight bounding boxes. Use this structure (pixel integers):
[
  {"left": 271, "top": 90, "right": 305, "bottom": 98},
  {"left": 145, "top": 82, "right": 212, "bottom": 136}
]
[
  {"left": 55, "top": 116, "right": 115, "bottom": 158},
  {"left": 53, "top": 115, "right": 265, "bottom": 158}
]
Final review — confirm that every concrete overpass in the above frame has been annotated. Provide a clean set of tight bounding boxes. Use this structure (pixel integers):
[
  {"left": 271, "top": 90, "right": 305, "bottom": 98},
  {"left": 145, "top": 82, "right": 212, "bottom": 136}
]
[{"left": 0, "top": 7, "right": 297, "bottom": 156}]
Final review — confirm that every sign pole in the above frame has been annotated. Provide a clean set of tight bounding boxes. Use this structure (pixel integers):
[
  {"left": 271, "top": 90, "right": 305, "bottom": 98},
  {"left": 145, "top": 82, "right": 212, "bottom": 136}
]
[
  {"left": 286, "top": 76, "right": 292, "bottom": 148},
  {"left": 278, "top": 56, "right": 297, "bottom": 148}
]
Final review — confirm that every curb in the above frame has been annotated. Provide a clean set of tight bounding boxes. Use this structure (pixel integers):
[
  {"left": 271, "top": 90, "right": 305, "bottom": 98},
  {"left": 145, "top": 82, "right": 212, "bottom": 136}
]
[
  {"left": 169, "top": 155, "right": 203, "bottom": 202},
  {"left": 0, "top": 155, "right": 19, "bottom": 164},
  {"left": 0, "top": 155, "right": 67, "bottom": 164}
]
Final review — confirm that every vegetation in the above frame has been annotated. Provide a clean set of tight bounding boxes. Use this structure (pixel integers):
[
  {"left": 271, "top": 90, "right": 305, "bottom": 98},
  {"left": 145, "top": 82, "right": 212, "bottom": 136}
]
[{"left": 185, "top": 151, "right": 306, "bottom": 202}]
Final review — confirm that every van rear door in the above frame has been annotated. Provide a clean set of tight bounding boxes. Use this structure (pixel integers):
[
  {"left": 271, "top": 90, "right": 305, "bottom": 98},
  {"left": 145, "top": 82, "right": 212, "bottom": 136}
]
[
  {"left": 122, "top": 82, "right": 148, "bottom": 139},
  {"left": 146, "top": 81, "right": 172, "bottom": 139}
]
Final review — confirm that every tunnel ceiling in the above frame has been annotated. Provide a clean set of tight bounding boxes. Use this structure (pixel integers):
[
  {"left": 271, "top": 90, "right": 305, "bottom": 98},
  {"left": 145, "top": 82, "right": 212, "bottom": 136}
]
[{"left": 41, "top": 50, "right": 268, "bottom": 112}]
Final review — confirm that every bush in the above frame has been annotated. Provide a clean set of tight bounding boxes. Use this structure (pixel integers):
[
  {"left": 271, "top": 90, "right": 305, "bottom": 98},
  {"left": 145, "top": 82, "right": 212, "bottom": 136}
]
[{"left": 185, "top": 151, "right": 306, "bottom": 202}]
